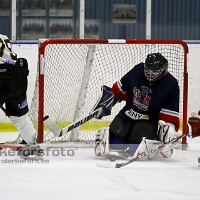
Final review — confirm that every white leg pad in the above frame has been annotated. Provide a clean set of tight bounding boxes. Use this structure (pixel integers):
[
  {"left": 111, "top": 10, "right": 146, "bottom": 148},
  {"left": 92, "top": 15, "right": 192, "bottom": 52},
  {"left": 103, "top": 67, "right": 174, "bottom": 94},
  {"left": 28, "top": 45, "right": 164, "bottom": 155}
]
[
  {"left": 132, "top": 138, "right": 161, "bottom": 160},
  {"left": 133, "top": 137, "right": 174, "bottom": 160},
  {"left": 94, "top": 128, "right": 110, "bottom": 156},
  {"left": 159, "top": 144, "right": 174, "bottom": 158},
  {"left": 10, "top": 114, "right": 36, "bottom": 145}
]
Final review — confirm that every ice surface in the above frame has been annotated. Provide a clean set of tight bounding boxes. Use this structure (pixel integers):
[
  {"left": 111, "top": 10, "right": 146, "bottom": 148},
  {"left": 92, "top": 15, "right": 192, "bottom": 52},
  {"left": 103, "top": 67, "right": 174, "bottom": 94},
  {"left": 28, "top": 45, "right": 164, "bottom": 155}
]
[{"left": 0, "top": 132, "right": 200, "bottom": 200}]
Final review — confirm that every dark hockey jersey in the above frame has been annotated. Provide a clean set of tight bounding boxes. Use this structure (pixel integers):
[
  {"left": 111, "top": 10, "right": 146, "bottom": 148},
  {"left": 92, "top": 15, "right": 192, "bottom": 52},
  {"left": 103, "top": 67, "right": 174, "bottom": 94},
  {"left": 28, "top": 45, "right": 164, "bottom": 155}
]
[
  {"left": 0, "top": 34, "right": 28, "bottom": 80},
  {"left": 111, "top": 63, "right": 180, "bottom": 131}
]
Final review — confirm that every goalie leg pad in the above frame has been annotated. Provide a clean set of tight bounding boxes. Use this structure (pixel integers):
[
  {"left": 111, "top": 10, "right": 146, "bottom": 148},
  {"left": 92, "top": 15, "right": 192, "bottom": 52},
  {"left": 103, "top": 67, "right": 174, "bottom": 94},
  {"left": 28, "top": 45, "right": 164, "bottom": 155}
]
[
  {"left": 94, "top": 128, "right": 110, "bottom": 156},
  {"left": 132, "top": 138, "right": 161, "bottom": 160},
  {"left": 159, "top": 144, "right": 174, "bottom": 158},
  {"left": 10, "top": 114, "right": 36, "bottom": 145},
  {"left": 132, "top": 138, "right": 173, "bottom": 160}
]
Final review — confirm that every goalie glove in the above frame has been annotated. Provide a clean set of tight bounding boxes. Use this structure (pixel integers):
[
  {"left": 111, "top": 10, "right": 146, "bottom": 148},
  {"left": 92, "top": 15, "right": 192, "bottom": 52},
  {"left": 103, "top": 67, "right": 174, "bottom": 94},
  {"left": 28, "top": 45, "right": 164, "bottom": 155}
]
[
  {"left": 157, "top": 120, "right": 178, "bottom": 144},
  {"left": 91, "top": 85, "right": 119, "bottom": 119}
]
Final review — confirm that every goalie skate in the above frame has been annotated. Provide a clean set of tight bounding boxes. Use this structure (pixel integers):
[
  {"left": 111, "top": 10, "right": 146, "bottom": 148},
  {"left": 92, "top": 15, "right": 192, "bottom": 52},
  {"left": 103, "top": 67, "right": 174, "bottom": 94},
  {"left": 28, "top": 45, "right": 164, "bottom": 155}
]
[{"left": 106, "top": 149, "right": 130, "bottom": 162}]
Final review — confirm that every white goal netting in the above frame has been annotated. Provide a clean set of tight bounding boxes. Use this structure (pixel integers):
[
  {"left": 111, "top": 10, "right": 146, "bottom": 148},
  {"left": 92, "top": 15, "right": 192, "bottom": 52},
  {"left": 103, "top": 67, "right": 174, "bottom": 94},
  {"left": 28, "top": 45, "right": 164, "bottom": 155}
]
[{"left": 29, "top": 39, "right": 188, "bottom": 145}]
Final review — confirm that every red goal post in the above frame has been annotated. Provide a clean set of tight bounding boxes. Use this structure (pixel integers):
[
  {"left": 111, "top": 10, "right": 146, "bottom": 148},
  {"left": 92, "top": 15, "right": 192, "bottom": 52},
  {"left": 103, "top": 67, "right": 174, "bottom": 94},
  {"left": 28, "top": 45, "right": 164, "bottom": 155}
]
[{"left": 29, "top": 39, "right": 188, "bottom": 147}]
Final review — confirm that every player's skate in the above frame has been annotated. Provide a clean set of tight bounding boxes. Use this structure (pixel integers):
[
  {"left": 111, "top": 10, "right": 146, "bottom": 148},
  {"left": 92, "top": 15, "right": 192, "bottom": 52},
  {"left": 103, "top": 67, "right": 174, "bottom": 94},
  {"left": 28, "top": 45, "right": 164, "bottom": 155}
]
[{"left": 18, "top": 143, "right": 44, "bottom": 160}]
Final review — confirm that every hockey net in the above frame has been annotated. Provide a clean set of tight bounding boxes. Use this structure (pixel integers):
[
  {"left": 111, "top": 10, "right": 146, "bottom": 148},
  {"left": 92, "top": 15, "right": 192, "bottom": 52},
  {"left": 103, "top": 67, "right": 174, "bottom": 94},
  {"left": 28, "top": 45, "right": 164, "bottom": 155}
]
[{"left": 29, "top": 39, "right": 188, "bottom": 146}]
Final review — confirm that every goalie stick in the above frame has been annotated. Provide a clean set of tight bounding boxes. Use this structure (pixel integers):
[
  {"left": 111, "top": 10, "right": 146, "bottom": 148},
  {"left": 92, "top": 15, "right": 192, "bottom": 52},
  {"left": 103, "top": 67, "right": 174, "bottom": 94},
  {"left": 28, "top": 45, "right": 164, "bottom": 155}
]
[
  {"left": 96, "top": 133, "right": 188, "bottom": 169},
  {"left": 43, "top": 107, "right": 103, "bottom": 137}
]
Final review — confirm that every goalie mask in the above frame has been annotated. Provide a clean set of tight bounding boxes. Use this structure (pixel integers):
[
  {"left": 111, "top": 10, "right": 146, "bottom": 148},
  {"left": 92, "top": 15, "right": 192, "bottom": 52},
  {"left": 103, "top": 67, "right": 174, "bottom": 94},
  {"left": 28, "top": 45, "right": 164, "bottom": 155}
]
[{"left": 144, "top": 53, "right": 168, "bottom": 83}]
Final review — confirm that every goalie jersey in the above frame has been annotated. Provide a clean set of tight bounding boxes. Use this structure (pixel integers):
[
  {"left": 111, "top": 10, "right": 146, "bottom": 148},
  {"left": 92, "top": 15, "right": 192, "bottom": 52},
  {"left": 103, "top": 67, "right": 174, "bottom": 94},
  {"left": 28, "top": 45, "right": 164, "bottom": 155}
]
[{"left": 111, "top": 63, "right": 180, "bottom": 131}]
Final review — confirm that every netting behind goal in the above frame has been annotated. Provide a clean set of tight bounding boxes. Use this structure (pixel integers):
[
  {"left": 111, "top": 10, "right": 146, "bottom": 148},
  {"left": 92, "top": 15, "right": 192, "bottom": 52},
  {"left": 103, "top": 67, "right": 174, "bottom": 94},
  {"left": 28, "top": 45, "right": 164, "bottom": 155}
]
[{"left": 29, "top": 39, "right": 188, "bottom": 145}]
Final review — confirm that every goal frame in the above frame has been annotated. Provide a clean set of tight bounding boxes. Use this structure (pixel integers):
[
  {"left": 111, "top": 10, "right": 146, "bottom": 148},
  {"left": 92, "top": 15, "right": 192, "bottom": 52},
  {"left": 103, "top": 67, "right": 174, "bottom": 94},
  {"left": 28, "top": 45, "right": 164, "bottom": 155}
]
[{"left": 37, "top": 39, "right": 188, "bottom": 147}]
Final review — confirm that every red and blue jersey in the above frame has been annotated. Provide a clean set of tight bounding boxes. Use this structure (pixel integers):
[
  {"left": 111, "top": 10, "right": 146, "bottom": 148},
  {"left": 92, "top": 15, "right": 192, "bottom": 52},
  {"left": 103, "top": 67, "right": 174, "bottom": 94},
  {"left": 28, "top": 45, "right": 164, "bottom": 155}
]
[{"left": 111, "top": 63, "right": 180, "bottom": 131}]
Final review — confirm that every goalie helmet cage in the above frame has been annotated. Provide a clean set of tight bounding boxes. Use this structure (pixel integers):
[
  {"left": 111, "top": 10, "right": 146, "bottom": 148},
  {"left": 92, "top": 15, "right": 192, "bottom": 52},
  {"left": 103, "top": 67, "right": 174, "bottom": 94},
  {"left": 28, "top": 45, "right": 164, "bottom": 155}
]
[{"left": 29, "top": 39, "right": 188, "bottom": 147}]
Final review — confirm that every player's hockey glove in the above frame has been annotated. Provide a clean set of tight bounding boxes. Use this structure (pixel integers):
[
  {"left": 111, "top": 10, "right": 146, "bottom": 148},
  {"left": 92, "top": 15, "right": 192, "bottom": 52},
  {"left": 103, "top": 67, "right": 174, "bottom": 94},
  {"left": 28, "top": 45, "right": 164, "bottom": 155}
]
[
  {"left": 92, "top": 85, "right": 119, "bottom": 119},
  {"left": 14, "top": 58, "right": 29, "bottom": 77}
]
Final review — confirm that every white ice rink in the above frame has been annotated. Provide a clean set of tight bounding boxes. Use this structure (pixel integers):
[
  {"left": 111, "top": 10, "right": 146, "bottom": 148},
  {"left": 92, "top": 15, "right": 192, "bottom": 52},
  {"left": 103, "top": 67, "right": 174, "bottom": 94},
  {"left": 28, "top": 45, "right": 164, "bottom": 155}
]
[{"left": 0, "top": 132, "right": 200, "bottom": 200}]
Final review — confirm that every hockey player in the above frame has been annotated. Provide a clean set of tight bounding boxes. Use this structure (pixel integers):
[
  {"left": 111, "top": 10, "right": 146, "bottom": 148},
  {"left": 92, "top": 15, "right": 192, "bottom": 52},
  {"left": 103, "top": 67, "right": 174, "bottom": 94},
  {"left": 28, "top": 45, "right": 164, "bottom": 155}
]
[
  {"left": 0, "top": 34, "right": 41, "bottom": 157},
  {"left": 93, "top": 53, "right": 180, "bottom": 160}
]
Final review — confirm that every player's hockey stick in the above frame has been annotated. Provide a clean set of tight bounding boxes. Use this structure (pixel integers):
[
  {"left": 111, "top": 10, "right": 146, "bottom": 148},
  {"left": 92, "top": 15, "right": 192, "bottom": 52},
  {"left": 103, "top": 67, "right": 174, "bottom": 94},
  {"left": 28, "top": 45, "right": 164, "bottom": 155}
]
[
  {"left": 96, "top": 133, "right": 188, "bottom": 168},
  {"left": 43, "top": 107, "right": 103, "bottom": 137}
]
